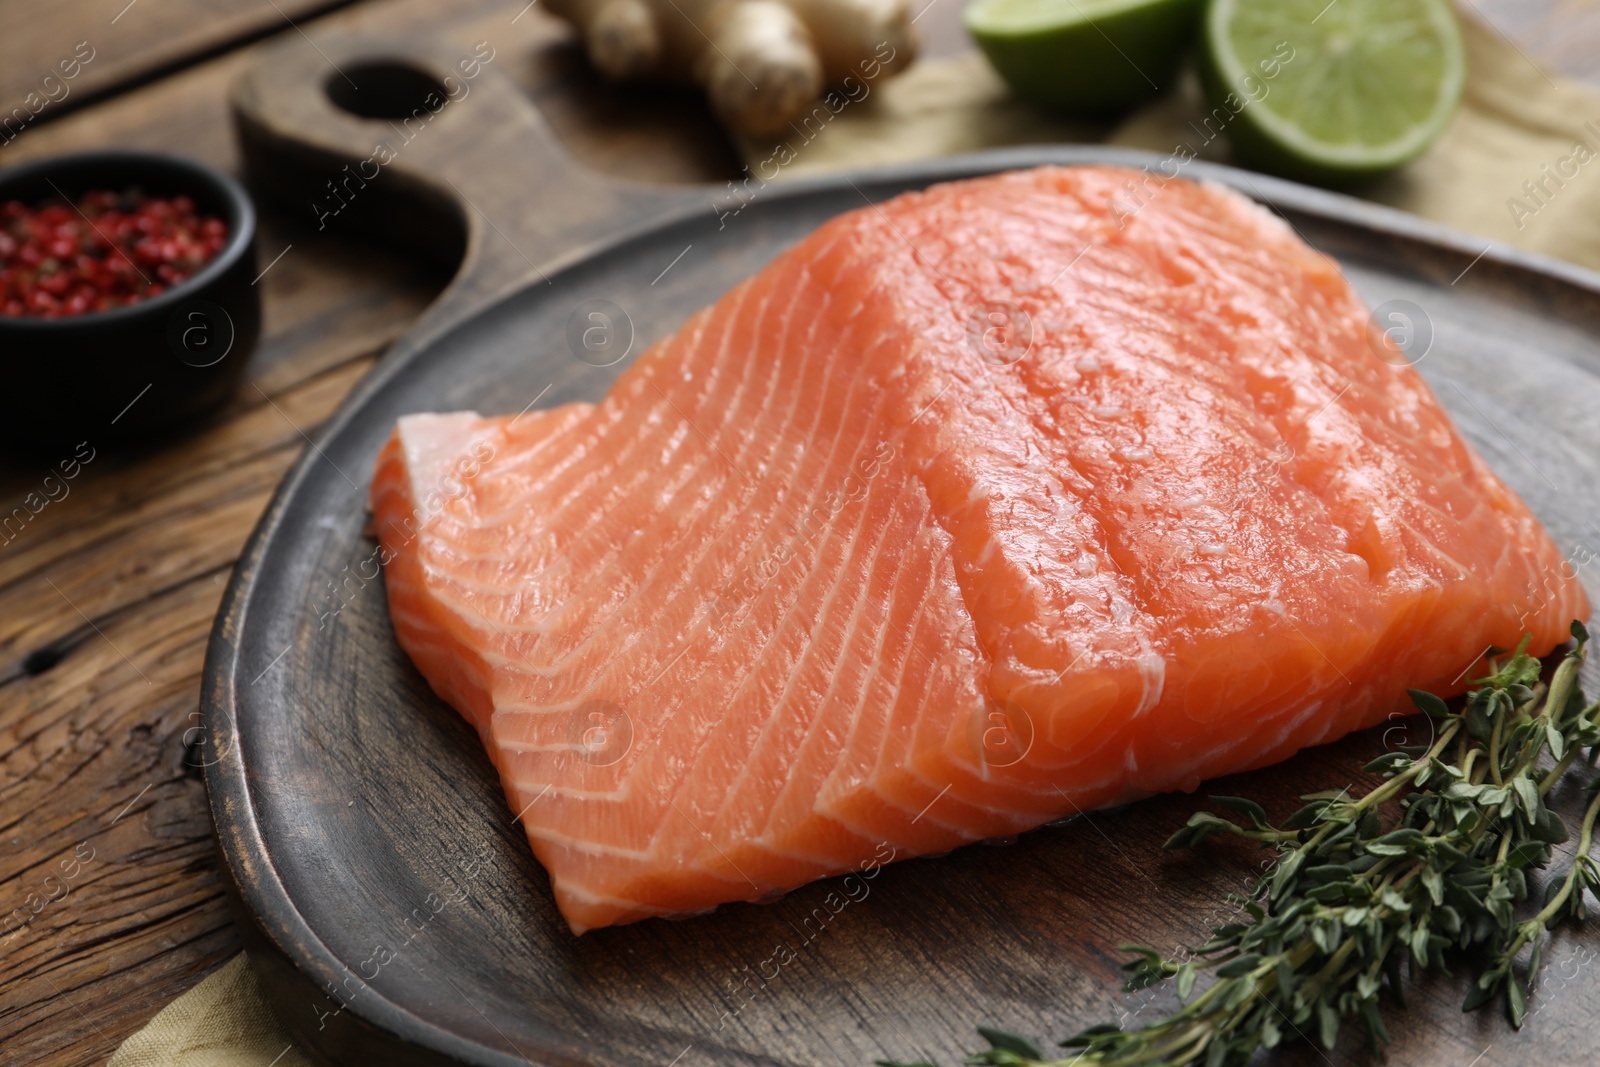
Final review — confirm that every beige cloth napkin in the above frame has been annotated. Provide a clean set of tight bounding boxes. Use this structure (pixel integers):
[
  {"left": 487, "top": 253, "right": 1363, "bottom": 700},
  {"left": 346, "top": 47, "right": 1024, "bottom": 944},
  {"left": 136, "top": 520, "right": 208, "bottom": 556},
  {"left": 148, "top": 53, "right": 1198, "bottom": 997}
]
[
  {"left": 111, "top": 12, "right": 1600, "bottom": 1065},
  {"left": 108, "top": 956, "right": 312, "bottom": 1067}
]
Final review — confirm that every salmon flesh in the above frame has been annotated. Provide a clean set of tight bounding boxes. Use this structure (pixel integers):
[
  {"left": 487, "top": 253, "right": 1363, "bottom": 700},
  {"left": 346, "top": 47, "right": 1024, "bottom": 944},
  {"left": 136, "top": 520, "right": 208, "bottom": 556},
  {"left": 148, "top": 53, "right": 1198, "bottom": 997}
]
[{"left": 370, "top": 167, "right": 1588, "bottom": 932}]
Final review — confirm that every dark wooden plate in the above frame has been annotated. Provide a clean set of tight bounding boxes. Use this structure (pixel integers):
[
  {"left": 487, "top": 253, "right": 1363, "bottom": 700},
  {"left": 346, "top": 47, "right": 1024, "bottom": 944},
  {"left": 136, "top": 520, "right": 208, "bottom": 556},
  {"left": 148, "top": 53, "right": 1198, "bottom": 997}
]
[{"left": 206, "top": 31, "right": 1600, "bottom": 1067}]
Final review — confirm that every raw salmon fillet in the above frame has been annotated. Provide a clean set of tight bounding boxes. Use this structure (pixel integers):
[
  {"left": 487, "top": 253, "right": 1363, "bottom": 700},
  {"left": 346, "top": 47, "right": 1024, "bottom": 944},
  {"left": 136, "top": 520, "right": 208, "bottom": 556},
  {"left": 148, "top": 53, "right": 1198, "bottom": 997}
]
[{"left": 370, "top": 166, "right": 1588, "bottom": 933}]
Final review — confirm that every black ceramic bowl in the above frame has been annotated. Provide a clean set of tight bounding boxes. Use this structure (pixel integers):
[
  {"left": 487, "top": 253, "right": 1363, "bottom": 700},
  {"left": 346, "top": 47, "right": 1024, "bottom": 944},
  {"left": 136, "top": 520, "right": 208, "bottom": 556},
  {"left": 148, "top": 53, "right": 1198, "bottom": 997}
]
[{"left": 0, "top": 150, "right": 259, "bottom": 450}]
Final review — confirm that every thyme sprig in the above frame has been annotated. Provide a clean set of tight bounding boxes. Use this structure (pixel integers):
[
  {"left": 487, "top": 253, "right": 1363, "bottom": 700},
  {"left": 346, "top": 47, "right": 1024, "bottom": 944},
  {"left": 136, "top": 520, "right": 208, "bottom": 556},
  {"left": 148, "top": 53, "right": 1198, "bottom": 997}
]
[{"left": 895, "top": 622, "right": 1600, "bottom": 1067}]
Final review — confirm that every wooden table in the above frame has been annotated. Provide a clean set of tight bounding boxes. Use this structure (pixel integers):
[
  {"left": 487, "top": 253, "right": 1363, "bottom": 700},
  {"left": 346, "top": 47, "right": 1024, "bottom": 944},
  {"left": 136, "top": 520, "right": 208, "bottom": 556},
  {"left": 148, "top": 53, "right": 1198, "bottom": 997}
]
[{"left": 1, "top": 2, "right": 1597, "bottom": 1064}]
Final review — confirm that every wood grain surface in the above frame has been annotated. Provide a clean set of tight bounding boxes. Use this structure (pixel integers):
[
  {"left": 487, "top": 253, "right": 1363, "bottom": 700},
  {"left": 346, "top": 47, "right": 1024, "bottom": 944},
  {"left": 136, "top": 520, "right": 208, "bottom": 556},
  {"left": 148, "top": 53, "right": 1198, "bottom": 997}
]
[
  {"left": 0, "top": 0, "right": 364, "bottom": 136},
  {"left": 0, "top": 2, "right": 1597, "bottom": 1066}
]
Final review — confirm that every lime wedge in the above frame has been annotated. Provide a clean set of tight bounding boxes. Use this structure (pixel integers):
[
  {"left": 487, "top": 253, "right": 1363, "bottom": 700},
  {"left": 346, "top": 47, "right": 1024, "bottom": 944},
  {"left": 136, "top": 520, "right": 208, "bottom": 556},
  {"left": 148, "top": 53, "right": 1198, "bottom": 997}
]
[
  {"left": 966, "top": 0, "right": 1203, "bottom": 116},
  {"left": 1200, "top": 0, "right": 1466, "bottom": 184}
]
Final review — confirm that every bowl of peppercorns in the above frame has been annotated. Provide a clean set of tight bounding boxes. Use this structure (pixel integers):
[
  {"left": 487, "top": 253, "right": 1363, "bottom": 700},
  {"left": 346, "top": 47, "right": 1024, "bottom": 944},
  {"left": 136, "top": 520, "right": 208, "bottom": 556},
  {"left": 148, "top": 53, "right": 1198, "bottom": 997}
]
[{"left": 0, "top": 150, "right": 259, "bottom": 448}]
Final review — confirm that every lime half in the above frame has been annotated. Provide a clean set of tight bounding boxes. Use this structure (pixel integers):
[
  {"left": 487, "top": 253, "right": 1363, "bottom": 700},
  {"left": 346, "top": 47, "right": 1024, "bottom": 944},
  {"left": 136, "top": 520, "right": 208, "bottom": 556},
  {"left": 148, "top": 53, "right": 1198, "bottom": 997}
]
[
  {"left": 1201, "top": 0, "right": 1466, "bottom": 184},
  {"left": 966, "top": 0, "right": 1203, "bottom": 116}
]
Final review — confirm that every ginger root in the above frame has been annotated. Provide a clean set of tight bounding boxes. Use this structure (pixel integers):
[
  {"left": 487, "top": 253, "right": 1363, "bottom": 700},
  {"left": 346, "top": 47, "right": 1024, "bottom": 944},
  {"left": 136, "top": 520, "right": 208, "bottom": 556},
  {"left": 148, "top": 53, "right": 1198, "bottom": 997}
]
[{"left": 547, "top": 0, "right": 917, "bottom": 137}]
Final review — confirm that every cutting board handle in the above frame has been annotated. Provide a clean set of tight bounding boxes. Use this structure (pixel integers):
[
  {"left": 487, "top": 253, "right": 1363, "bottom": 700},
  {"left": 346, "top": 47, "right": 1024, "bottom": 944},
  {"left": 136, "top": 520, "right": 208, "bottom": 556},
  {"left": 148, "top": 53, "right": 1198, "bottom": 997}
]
[{"left": 231, "top": 30, "right": 703, "bottom": 345}]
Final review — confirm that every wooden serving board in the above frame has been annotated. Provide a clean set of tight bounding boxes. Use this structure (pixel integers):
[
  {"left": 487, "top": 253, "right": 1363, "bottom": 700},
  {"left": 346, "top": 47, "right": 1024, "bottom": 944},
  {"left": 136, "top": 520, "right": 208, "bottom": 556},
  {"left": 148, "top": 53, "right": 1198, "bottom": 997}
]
[{"left": 206, "top": 30, "right": 1600, "bottom": 1067}]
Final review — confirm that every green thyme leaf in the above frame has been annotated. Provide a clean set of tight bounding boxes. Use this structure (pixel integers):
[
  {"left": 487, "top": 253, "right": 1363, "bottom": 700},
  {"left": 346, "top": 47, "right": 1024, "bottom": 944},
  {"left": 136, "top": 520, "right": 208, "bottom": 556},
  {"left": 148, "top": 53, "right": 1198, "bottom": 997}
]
[
  {"left": 922, "top": 626, "right": 1600, "bottom": 1067},
  {"left": 1214, "top": 954, "right": 1262, "bottom": 978},
  {"left": 1176, "top": 962, "right": 1197, "bottom": 1001},
  {"left": 976, "top": 1028, "right": 1043, "bottom": 1061},
  {"left": 1364, "top": 752, "right": 1412, "bottom": 774},
  {"left": 1409, "top": 689, "right": 1451, "bottom": 718},
  {"left": 1507, "top": 979, "right": 1528, "bottom": 1029},
  {"left": 1209, "top": 796, "right": 1269, "bottom": 827}
]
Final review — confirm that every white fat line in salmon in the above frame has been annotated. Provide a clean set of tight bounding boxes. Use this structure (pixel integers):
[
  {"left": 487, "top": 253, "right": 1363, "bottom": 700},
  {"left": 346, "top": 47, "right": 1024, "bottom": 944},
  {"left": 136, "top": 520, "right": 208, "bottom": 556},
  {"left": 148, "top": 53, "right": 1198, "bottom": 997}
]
[
  {"left": 1123, "top": 442, "right": 1295, "bottom": 603},
  {"left": 711, "top": 441, "right": 895, "bottom": 623},
  {"left": 310, "top": 839, "right": 496, "bottom": 1032},
  {"left": 713, "top": 842, "right": 896, "bottom": 1032},
  {"left": 317, "top": 436, "right": 497, "bottom": 630}
]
